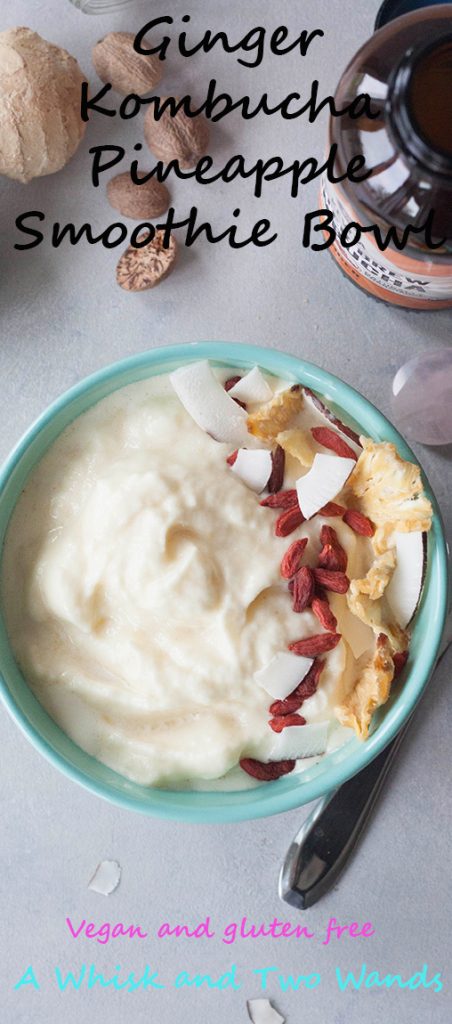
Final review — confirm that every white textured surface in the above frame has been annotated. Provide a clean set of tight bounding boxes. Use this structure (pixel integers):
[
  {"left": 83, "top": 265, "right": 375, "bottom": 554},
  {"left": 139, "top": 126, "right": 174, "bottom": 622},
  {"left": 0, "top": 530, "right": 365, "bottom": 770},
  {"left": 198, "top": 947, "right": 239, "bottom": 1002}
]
[{"left": 0, "top": 2, "right": 451, "bottom": 1023}]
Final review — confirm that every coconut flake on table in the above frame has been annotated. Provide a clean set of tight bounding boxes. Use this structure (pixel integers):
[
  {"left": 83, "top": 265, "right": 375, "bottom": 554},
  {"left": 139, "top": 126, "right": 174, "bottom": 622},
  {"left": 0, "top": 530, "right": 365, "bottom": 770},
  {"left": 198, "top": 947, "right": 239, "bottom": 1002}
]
[
  {"left": 232, "top": 448, "right": 273, "bottom": 492},
  {"left": 88, "top": 860, "right": 121, "bottom": 896},
  {"left": 296, "top": 454, "right": 356, "bottom": 519},
  {"left": 247, "top": 998, "right": 285, "bottom": 1024},
  {"left": 269, "top": 721, "right": 329, "bottom": 760},
  {"left": 229, "top": 367, "right": 273, "bottom": 404},
  {"left": 169, "top": 360, "right": 250, "bottom": 447},
  {"left": 254, "top": 652, "right": 314, "bottom": 700},
  {"left": 385, "top": 530, "right": 427, "bottom": 628}
]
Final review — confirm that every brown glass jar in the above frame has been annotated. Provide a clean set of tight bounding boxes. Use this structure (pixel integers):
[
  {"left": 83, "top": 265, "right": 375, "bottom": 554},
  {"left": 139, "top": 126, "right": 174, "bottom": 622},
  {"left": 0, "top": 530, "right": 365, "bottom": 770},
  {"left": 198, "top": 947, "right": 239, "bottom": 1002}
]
[{"left": 321, "top": 4, "right": 452, "bottom": 308}]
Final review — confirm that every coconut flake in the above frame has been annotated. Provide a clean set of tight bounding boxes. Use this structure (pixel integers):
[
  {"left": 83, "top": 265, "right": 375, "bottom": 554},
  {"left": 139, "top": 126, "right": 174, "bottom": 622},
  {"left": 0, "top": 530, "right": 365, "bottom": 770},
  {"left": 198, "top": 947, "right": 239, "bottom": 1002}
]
[
  {"left": 247, "top": 999, "right": 285, "bottom": 1024},
  {"left": 254, "top": 652, "right": 314, "bottom": 700},
  {"left": 229, "top": 367, "right": 273, "bottom": 404},
  {"left": 303, "top": 387, "right": 362, "bottom": 455},
  {"left": 269, "top": 721, "right": 329, "bottom": 760},
  {"left": 296, "top": 454, "right": 355, "bottom": 519},
  {"left": 88, "top": 860, "right": 121, "bottom": 896},
  {"left": 232, "top": 448, "right": 273, "bottom": 492},
  {"left": 385, "top": 530, "right": 426, "bottom": 628},
  {"left": 170, "top": 360, "right": 249, "bottom": 446}
]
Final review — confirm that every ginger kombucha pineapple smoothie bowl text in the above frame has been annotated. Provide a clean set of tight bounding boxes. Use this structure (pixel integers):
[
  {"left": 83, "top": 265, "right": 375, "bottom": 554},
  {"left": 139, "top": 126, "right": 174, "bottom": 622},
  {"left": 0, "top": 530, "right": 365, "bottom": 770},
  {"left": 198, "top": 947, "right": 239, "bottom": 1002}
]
[{"left": 0, "top": 343, "right": 447, "bottom": 822}]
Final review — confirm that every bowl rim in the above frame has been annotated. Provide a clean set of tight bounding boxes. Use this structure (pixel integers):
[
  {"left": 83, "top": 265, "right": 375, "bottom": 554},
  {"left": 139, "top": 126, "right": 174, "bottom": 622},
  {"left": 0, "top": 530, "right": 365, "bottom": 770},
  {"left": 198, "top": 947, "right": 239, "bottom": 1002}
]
[{"left": 0, "top": 341, "right": 449, "bottom": 823}]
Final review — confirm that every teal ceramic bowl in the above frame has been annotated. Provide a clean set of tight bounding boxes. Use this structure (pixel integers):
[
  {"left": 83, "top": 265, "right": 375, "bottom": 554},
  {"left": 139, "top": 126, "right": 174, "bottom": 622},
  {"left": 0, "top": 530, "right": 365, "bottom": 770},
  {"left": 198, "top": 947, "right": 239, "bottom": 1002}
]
[{"left": 0, "top": 343, "right": 448, "bottom": 822}]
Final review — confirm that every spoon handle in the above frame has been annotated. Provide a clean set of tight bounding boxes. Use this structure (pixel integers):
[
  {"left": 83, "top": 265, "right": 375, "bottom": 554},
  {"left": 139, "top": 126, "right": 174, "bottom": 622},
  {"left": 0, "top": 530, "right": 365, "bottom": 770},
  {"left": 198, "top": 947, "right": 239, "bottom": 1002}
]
[
  {"left": 279, "top": 609, "right": 452, "bottom": 910},
  {"left": 279, "top": 723, "right": 408, "bottom": 910}
]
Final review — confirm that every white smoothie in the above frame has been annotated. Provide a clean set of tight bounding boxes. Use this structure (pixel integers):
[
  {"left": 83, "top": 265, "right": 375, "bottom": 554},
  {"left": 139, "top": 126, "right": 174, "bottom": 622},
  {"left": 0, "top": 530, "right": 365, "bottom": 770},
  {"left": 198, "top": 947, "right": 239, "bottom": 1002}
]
[{"left": 2, "top": 369, "right": 369, "bottom": 787}]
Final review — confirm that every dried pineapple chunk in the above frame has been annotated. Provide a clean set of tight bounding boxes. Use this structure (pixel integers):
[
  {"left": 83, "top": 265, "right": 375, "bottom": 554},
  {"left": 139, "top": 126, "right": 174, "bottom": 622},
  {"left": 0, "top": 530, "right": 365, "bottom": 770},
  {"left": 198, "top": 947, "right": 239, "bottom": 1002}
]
[
  {"left": 348, "top": 439, "right": 432, "bottom": 551},
  {"left": 247, "top": 386, "right": 303, "bottom": 441},
  {"left": 351, "top": 548, "right": 396, "bottom": 600},
  {"left": 276, "top": 428, "right": 315, "bottom": 468},
  {"left": 336, "top": 633, "right": 395, "bottom": 740},
  {"left": 347, "top": 550, "right": 408, "bottom": 653},
  {"left": 337, "top": 438, "right": 432, "bottom": 738}
]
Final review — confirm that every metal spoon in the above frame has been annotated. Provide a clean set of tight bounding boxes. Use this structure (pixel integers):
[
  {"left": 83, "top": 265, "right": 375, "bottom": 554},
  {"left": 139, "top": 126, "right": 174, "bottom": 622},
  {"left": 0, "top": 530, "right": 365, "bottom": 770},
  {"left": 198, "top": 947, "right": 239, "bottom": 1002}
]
[{"left": 279, "top": 614, "right": 452, "bottom": 910}]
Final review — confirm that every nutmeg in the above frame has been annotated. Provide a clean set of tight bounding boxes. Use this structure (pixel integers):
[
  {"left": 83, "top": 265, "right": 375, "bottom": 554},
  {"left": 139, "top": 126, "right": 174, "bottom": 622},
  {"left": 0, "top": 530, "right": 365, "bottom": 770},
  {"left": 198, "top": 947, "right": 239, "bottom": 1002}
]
[
  {"left": 107, "top": 172, "right": 169, "bottom": 220},
  {"left": 144, "top": 102, "right": 209, "bottom": 169},
  {"left": 116, "top": 230, "right": 177, "bottom": 291},
  {"left": 92, "top": 32, "right": 163, "bottom": 96}
]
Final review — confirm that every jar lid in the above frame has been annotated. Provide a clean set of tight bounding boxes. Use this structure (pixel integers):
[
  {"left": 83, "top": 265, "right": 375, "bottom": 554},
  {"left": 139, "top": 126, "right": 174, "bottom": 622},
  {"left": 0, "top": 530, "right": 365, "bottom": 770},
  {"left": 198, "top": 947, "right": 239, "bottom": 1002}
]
[{"left": 375, "top": 0, "right": 452, "bottom": 30}]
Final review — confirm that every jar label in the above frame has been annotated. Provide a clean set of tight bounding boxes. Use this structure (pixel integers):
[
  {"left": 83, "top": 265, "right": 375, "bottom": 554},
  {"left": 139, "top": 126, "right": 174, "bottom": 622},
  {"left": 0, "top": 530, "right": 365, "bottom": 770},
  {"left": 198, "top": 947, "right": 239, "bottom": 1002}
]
[{"left": 320, "top": 177, "right": 452, "bottom": 309}]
